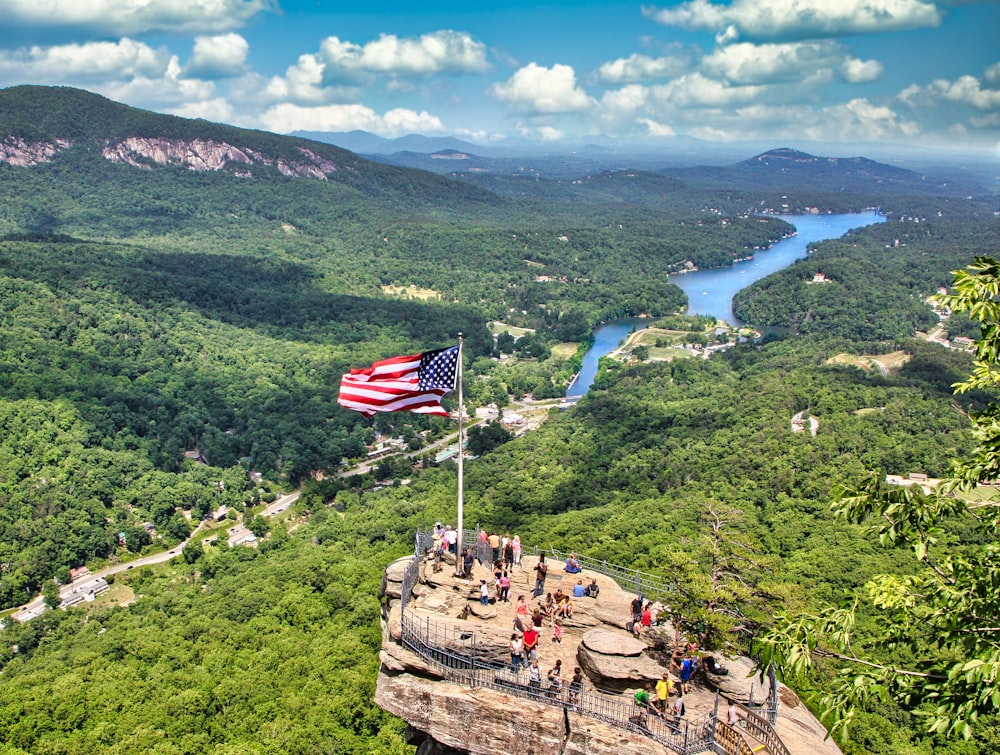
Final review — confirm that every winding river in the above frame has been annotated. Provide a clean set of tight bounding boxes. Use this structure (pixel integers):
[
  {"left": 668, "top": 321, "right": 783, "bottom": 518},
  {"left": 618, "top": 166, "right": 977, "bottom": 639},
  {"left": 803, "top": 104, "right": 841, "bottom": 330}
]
[{"left": 566, "top": 211, "right": 885, "bottom": 397}]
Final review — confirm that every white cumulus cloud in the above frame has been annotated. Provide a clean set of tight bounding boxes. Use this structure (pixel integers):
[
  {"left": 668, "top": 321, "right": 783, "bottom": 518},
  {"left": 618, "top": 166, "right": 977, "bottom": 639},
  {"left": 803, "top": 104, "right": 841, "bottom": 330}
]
[
  {"left": 901, "top": 74, "right": 1000, "bottom": 110},
  {"left": 701, "top": 41, "right": 845, "bottom": 84},
  {"left": 490, "top": 63, "right": 593, "bottom": 113},
  {"left": 318, "top": 31, "right": 488, "bottom": 78},
  {"left": 0, "top": 38, "right": 170, "bottom": 85},
  {"left": 184, "top": 33, "right": 249, "bottom": 79},
  {"left": 642, "top": 0, "right": 941, "bottom": 41},
  {"left": 651, "top": 72, "right": 764, "bottom": 107},
  {"left": 2, "top": 0, "right": 276, "bottom": 35},
  {"left": 597, "top": 53, "right": 689, "bottom": 84},
  {"left": 841, "top": 57, "right": 883, "bottom": 83},
  {"left": 259, "top": 102, "right": 445, "bottom": 137}
]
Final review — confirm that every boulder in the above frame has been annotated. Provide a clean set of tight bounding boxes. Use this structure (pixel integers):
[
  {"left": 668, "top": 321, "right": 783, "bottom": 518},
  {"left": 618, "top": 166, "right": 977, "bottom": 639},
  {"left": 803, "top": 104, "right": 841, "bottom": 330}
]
[
  {"left": 581, "top": 629, "right": 646, "bottom": 657},
  {"left": 577, "top": 631, "right": 670, "bottom": 691},
  {"left": 468, "top": 601, "right": 498, "bottom": 620},
  {"left": 703, "top": 654, "right": 768, "bottom": 705}
]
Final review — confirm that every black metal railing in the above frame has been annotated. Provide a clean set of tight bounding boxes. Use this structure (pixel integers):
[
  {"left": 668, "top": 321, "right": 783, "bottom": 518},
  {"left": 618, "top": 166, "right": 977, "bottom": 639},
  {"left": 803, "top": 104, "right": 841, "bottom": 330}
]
[{"left": 528, "top": 544, "right": 678, "bottom": 602}]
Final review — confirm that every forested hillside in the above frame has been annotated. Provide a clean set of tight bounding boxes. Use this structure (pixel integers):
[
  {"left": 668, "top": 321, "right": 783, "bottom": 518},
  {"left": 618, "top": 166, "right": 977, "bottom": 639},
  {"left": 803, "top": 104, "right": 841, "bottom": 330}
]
[
  {"left": 1, "top": 85, "right": 999, "bottom": 754},
  {"left": 734, "top": 199, "right": 1000, "bottom": 337}
]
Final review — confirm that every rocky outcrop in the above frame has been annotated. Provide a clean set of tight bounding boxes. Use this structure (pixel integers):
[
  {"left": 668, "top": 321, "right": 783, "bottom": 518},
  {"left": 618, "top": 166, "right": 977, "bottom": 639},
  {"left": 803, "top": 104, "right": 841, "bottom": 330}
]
[
  {"left": 0, "top": 136, "right": 71, "bottom": 166},
  {"left": 378, "top": 552, "right": 841, "bottom": 755},
  {"left": 577, "top": 628, "right": 671, "bottom": 691},
  {"left": 0, "top": 132, "right": 340, "bottom": 179},
  {"left": 377, "top": 641, "right": 672, "bottom": 755},
  {"left": 101, "top": 137, "right": 340, "bottom": 178}
]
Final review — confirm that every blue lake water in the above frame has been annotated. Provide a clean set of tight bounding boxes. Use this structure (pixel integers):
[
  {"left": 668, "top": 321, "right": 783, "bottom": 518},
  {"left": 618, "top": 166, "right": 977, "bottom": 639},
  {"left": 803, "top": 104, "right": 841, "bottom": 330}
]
[{"left": 566, "top": 211, "right": 885, "bottom": 397}]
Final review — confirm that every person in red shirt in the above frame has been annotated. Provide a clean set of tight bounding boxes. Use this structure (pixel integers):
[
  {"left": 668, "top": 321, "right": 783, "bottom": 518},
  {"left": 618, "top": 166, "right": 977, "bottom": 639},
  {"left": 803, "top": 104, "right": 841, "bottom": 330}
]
[{"left": 522, "top": 627, "right": 539, "bottom": 665}]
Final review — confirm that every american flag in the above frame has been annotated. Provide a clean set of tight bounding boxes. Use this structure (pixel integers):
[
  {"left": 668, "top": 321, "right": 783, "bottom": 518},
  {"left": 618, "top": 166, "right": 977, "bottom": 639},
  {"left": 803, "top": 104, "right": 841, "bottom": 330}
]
[{"left": 337, "top": 346, "right": 459, "bottom": 417}]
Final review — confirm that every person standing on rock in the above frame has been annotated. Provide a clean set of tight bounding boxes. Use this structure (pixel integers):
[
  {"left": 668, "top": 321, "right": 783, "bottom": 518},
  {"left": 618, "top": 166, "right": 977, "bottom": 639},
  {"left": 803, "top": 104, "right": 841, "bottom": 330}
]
[
  {"left": 546, "top": 659, "right": 563, "bottom": 699},
  {"left": 630, "top": 595, "right": 643, "bottom": 628},
  {"left": 509, "top": 633, "right": 524, "bottom": 673},
  {"left": 503, "top": 538, "right": 514, "bottom": 570},
  {"left": 678, "top": 656, "right": 693, "bottom": 695},
  {"left": 489, "top": 531, "right": 501, "bottom": 563},
  {"left": 568, "top": 667, "right": 583, "bottom": 708},
  {"left": 528, "top": 659, "right": 541, "bottom": 694},
  {"left": 522, "top": 626, "right": 539, "bottom": 665},
  {"left": 479, "top": 580, "right": 490, "bottom": 605},
  {"left": 512, "top": 534, "right": 522, "bottom": 567},
  {"left": 533, "top": 552, "right": 548, "bottom": 597},
  {"left": 655, "top": 672, "right": 673, "bottom": 714}
]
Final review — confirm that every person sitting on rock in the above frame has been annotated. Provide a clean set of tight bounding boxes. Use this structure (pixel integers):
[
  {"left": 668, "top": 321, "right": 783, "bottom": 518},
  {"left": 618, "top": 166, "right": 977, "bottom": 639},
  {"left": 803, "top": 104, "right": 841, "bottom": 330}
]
[
  {"left": 703, "top": 654, "right": 728, "bottom": 675},
  {"left": 540, "top": 594, "right": 555, "bottom": 620},
  {"left": 584, "top": 578, "right": 600, "bottom": 598},
  {"left": 572, "top": 579, "right": 586, "bottom": 598},
  {"left": 564, "top": 553, "right": 582, "bottom": 573},
  {"left": 556, "top": 595, "right": 573, "bottom": 618}
]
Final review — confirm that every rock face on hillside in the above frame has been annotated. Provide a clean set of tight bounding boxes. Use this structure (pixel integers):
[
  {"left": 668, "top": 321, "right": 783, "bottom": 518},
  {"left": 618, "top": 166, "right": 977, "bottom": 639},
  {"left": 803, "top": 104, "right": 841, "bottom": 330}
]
[
  {"left": 0, "top": 133, "right": 341, "bottom": 179},
  {"left": 376, "top": 554, "right": 842, "bottom": 755}
]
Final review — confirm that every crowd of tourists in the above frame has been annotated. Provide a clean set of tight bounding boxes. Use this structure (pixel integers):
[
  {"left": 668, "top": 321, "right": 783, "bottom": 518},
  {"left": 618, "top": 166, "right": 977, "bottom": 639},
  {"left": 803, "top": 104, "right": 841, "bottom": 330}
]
[{"left": 423, "top": 529, "right": 732, "bottom": 734}]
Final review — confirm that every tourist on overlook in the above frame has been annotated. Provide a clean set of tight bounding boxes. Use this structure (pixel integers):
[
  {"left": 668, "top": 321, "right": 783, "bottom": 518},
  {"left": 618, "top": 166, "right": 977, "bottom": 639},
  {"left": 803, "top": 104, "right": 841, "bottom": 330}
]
[
  {"left": 572, "top": 580, "right": 586, "bottom": 598},
  {"left": 556, "top": 594, "right": 573, "bottom": 618},
  {"left": 479, "top": 580, "right": 489, "bottom": 605},
  {"left": 503, "top": 538, "right": 514, "bottom": 570},
  {"left": 564, "top": 553, "right": 581, "bottom": 573},
  {"left": 632, "top": 684, "right": 656, "bottom": 730},
  {"left": 727, "top": 698, "right": 740, "bottom": 728},
  {"left": 676, "top": 656, "right": 694, "bottom": 695},
  {"left": 509, "top": 633, "right": 523, "bottom": 673},
  {"left": 630, "top": 595, "right": 643, "bottom": 625},
  {"left": 514, "top": 595, "right": 529, "bottom": 629},
  {"left": 522, "top": 626, "right": 539, "bottom": 663},
  {"left": 493, "top": 561, "right": 503, "bottom": 594},
  {"left": 528, "top": 659, "right": 541, "bottom": 693},
  {"left": 672, "top": 693, "right": 686, "bottom": 723},
  {"left": 640, "top": 602, "right": 653, "bottom": 632},
  {"left": 568, "top": 667, "right": 583, "bottom": 708},
  {"left": 533, "top": 552, "right": 548, "bottom": 597},
  {"left": 546, "top": 659, "right": 563, "bottom": 699},
  {"left": 540, "top": 594, "right": 555, "bottom": 620},
  {"left": 552, "top": 618, "right": 563, "bottom": 644},
  {"left": 532, "top": 606, "right": 546, "bottom": 629},
  {"left": 655, "top": 672, "right": 673, "bottom": 714},
  {"left": 584, "top": 578, "right": 600, "bottom": 598},
  {"left": 499, "top": 571, "right": 511, "bottom": 602},
  {"left": 512, "top": 534, "right": 522, "bottom": 567},
  {"left": 444, "top": 526, "right": 457, "bottom": 553},
  {"left": 476, "top": 529, "right": 488, "bottom": 563},
  {"left": 462, "top": 548, "right": 474, "bottom": 579},
  {"left": 489, "top": 531, "right": 502, "bottom": 563}
]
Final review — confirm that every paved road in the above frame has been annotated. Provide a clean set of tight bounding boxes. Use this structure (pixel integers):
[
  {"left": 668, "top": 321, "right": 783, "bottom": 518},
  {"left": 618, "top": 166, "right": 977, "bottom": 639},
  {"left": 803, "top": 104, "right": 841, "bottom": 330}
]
[{"left": 9, "top": 491, "right": 301, "bottom": 623}]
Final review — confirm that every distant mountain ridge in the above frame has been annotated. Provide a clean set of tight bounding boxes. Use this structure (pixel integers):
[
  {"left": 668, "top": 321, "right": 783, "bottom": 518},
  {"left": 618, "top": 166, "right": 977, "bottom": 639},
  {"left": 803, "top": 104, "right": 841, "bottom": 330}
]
[
  {"left": 659, "top": 146, "right": 984, "bottom": 198},
  {"left": 0, "top": 85, "right": 498, "bottom": 208}
]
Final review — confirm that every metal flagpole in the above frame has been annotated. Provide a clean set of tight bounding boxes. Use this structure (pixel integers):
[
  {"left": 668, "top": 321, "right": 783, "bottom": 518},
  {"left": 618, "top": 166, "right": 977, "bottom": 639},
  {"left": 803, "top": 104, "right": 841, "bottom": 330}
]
[{"left": 454, "top": 333, "right": 465, "bottom": 577}]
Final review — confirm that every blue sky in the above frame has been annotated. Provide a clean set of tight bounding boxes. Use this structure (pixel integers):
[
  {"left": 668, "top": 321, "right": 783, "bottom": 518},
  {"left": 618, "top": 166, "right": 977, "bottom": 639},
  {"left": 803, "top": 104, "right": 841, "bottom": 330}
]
[{"left": 1, "top": 0, "right": 998, "bottom": 152}]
